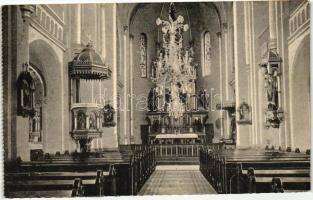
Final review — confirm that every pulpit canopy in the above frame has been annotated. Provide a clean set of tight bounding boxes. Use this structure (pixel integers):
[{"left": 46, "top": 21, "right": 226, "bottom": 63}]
[{"left": 69, "top": 42, "right": 111, "bottom": 80}]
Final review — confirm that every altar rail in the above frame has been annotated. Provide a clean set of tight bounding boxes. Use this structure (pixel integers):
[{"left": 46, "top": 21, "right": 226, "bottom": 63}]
[
  {"left": 153, "top": 144, "right": 201, "bottom": 158},
  {"left": 120, "top": 143, "right": 234, "bottom": 160}
]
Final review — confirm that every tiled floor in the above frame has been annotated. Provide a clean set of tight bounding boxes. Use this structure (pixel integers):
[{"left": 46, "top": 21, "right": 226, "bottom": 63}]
[{"left": 138, "top": 165, "right": 216, "bottom": 195}]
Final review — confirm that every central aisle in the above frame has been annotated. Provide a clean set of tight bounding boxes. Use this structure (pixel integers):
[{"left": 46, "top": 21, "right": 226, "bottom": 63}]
[{"left": 138, "top": 165, "right": 217, "bottom": 195}]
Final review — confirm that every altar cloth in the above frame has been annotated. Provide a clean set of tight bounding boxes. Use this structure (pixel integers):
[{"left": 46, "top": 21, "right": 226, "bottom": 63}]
[{"left": 155, "top": 133, "right": 198, "bottom": 139}]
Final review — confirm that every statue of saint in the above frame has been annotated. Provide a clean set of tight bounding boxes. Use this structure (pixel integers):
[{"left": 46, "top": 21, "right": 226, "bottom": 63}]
[
  {"left": 77, "top": 113, "right": 86, "bottom": 130},
  {"left": 239, "top": 102, "right": 251, "bottom": 121},
  {"left": 198, "top": 89, "right": 209, "bottom": 110},
  {"left": 148, "top": 88, "right": 158, "bottom": 111},
  {"left": 265, "top": 74, "right": 278, "bottom": 110}
]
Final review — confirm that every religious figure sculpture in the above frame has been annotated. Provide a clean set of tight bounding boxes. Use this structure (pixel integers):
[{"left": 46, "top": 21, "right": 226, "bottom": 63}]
[
  {"left": 198, "top": 88, "right": 209, "bottom": 110},
  {"left": 140, "top": 33, "right": 147, "bottom": 78},
  {"left": 237, "top": 102, "right": 251, "bottom": 123},
  {"left": 77, "top": 112, "right": 86, "bottom": 130},
  {"left": 264, "top": 73, "right": 278, "bottom": 110},
  {"left": 17, "top": 65, "right": 36, "bottom": 117},
  {"left": 148, "top": 87, "right": 158, "bottom": 111},
  {"left": 230, "top": 116, "right": 237, "bottom": 142},
  {"left": 102, "top": 104, "right": 116, "bottom": 127},
  {"left": 259, "top": 49, "right": 283, "bottom": 128},
  {"left": 89, "top": 113, "right": 97, "bottom": 129}
]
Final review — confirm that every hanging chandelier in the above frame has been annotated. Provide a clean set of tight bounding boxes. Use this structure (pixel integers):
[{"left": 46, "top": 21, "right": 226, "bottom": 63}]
[{"left": 152, "top": 3, "right": 196, "bottom": 119}]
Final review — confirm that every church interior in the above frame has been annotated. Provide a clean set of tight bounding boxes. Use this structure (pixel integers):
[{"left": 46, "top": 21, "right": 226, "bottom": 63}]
[{"left": 2, "top": 0, "right": 311, "bottom": 197}]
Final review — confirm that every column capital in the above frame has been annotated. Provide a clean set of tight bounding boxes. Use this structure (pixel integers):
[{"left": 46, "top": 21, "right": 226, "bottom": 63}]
[
  {"left": 216, "top": 31, "right": 222, "bottom": 38},
  {"left": 123, "top": 25, "right": 129, "bottom": 33},
  {"left": 20, "top": 5, "right": 36, "bottom": 22},
  {"left": 222, "top": 22, "right": 228, "bottom": 30}
]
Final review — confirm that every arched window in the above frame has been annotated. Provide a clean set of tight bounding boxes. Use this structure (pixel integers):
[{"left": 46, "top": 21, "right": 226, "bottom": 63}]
[
  {"left": 46, "top": 16, "right": 50, "bottom": 31},
  {"left": 302, "top": 10, "right": 305, "bottom": 24},
  {"left": 41, "top": 12, "right": 46, "bottom": 26},
  {"left": 58, "top": 28, "right": 62, "bottom": 41},
  {"left": 50, "top": 20, "right": 54, "bottom": 34},
  {"left": 36, "top": 7, "right": 41, "bottom": 22},
  {"left": 202, "top": 31, "right": 212, "bottom": 76},
  {"left": 298, "top": 13, "right": 301, "bottom": 26},
  {"left": 139, "top": 33, "right": 147, "bottom": 78},
  {"left": 54, "top": 24, "right": 58, "bottom": 37}
]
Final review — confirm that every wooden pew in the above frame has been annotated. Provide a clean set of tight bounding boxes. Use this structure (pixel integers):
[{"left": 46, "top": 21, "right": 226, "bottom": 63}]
[
  {"left": 221, "top": 150, "right": 310, "bottom": 193},
  {"left": 128, "top": 147, "right": 156, "bottom": 195},
  {"left": 242, "top": 167, "right": 310, "bottom": 193},
  {"left": 5, "top": 160, "right": 118, "bottom": 197},
  {"left": 199, "top": 147, "right": 310, "bottom": 194},
  {"left": 5, "top": 175, "right": 85, "bottom": 198},
  {"left": 5, "top": 146, "right": 155, "bottom": 197}
]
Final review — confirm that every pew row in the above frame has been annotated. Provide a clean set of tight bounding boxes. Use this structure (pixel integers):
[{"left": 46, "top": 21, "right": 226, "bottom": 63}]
[
  {"left": 5, "top": 166, "right": 117, "bottom": 197},
  {"left": 5, "top": 146, "right": 156, "bottom": 197},
  {"left": 200, "top": 147, "right": 310, "bottom": 194}
]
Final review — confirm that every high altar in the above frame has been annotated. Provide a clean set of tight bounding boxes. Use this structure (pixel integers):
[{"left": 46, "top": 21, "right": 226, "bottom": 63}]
[{"left": 145, "top": 3, "right": 210, "bottom": 145}]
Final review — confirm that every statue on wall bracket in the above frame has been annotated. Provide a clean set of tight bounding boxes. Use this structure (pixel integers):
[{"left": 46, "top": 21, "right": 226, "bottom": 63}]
[
  {"left": 102, "top": 104, "right": 116, "bottom": 127},
  {"left": 259, "top": 49, "right": 284, "bottom": 128},
  {"left": 17, "top": 63, "right": 36, "bottom": 117},
  {"left": 237, "top": 102, "right": 252, "bottom": 124}
]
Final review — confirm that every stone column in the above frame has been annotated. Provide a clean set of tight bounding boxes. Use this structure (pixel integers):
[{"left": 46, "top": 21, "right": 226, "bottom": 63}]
[
  {"left": 268, "top": 1, "right": 277, "bottom": 51},
  {"left": 123, "top": 25, "right": 129, "bottom": 145},
  {"left": 223, "top": 23, "right": 232, "bottom": 140},
  {"left": 217, "top": 31, "right": 224, "bottom": 138},
  {"left": 86, "top": 115, "right": 90, "bottom": 129},
  {"left": 129, "top": 35, "right": 134, "bottom": 144},
  {"left": 20, "top": 5, "right": 36, "bottom": 65},
  {"left": 101, "top": 6, "right": 106, "bottom": 60},
  {"left": 112, "top": 4, "right": 118, "bottom": 147},
  {"left": 74, "top": 114, "right": 77, "bottom": 130},
  {"left": 16, "top": 5, "right": 36, "bottom": 160},
  {"left": 72, "top": 4, "right": 81, "bottom": 45}
]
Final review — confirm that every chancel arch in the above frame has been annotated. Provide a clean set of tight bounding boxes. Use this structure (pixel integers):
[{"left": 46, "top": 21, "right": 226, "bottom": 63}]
[{"left": 127, "top": 3, "right": 224, "bottom": 145}]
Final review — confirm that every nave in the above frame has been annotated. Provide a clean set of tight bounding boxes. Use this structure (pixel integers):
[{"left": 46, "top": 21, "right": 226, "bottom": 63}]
[{"left": 2, "top": 1, "right": 311, "bottom": 197}]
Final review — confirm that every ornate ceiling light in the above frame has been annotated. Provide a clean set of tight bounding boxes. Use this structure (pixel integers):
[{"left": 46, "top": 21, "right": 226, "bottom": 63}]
[{"left": 151, "top": 3, "right": 196, "bottom": 119}]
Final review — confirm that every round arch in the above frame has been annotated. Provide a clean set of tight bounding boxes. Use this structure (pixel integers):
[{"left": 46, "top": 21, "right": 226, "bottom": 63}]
[
  {"left": 290, "top": 34, "right": 310, "bottom": 151},
  {"left": 128, "top": 2, "right": 227, "bottom": 31},
  {"left": 29, "top": 39, "right": 64, "bottom": 153}
]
